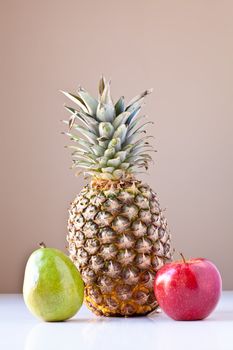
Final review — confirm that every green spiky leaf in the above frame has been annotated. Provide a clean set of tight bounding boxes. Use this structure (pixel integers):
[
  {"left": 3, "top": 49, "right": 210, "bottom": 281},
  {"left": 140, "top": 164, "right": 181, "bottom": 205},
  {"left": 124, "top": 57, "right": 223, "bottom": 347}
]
[
  {"left": 60, "top": 90, "right": 89, "bottom": 113},
  {"left": 77, "top": 87, "right": 98, "bottom": 116},
  {"left": 115, "top": 96, "right": 125, "bottom": 115}
]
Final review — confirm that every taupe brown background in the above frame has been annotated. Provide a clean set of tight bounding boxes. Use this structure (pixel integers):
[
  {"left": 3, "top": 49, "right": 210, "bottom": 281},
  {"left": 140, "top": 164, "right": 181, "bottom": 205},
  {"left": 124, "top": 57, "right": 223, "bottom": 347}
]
[{"left": 1, "top": 0, "right": 233, "bottom": 292}]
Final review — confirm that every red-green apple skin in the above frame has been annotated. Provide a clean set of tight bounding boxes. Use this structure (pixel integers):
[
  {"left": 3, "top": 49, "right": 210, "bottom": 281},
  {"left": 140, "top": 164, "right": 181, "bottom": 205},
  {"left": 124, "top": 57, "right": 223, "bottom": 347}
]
[
  {"left": 154, "top": 258, "right": 222, "bottom": 321},
  {"left": 23, "top": 246, "right": 84, "bottom": 321}
]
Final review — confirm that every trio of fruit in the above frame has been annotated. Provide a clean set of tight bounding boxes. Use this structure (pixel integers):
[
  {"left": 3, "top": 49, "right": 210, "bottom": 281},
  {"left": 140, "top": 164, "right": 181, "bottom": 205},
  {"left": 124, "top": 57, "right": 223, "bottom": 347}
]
[
  {"left": 23, "top": 243, "right": 221, "bottom": 322},
  {"left": 23, "top": 77, "right": 222, "bottom": 322}
]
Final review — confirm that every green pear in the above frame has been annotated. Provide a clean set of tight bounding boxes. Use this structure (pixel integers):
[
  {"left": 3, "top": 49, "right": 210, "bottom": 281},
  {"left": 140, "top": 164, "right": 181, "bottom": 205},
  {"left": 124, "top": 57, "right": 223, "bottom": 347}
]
[{"left": 23, "top": 243, "right": 84, "bottom": 321}]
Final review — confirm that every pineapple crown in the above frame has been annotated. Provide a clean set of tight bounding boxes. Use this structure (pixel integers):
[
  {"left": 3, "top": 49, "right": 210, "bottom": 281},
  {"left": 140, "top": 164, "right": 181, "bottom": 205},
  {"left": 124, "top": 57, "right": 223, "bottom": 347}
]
[{"left": 61, "top": 76, "right": 155, "bottom": 180}]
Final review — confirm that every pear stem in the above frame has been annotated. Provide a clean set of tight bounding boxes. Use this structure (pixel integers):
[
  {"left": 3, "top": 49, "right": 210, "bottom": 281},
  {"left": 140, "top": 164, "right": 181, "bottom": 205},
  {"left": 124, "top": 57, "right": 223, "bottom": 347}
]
[
  {"left": 39, "top": 242, "right": 46, "bottom": 248},
  {"left": 180, "top": 252, "right": 186, "bottom": 263}
]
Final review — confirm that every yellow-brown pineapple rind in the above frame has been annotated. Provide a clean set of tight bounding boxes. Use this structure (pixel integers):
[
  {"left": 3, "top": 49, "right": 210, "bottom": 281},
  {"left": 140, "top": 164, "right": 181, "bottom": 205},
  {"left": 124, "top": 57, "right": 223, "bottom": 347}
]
[{"left": 67, "top": 180, "right": 172, "bottom": 317}]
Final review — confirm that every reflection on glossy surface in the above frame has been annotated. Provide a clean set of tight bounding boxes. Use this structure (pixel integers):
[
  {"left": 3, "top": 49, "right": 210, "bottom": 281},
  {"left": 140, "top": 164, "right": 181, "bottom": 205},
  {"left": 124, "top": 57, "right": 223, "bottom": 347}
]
[
  {"left": 24, "top": 309, "right": 233, "bottom": 350},
  {"left": 0, "top": 294, "right": 233, "bottom": 350},
  {"left": 24, "top": 314, "right": 157, "bottom": 350}
]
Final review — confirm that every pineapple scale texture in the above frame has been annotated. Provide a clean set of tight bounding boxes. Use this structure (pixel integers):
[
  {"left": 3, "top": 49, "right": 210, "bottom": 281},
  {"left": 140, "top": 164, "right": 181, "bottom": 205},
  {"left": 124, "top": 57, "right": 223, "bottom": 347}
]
[
  {"left": 62, "top": 77, "right": 173, "bottom": 316},
  {"left": 67, "top": 180, "right": 172, "bottom": 316}
]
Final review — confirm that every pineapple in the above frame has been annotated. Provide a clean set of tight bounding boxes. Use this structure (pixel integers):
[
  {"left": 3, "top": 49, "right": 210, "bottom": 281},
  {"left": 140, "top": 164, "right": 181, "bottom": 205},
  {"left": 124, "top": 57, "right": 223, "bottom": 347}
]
[{"left": 62, "top": 77, "right": 172, "bottom": 316}]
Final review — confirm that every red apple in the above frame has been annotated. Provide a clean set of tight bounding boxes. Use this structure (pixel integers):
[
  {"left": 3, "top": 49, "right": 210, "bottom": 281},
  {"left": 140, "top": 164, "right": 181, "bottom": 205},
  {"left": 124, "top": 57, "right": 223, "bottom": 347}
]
[{"left": 154, "top": 255, "right": 222, "bottom": 320}]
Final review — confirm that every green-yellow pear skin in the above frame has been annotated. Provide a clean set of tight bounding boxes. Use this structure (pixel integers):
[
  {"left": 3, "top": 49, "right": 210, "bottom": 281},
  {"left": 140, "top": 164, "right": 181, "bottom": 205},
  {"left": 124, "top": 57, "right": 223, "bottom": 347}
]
[{"left": 23, "top": 244, "right": 84, "bottom": 322}]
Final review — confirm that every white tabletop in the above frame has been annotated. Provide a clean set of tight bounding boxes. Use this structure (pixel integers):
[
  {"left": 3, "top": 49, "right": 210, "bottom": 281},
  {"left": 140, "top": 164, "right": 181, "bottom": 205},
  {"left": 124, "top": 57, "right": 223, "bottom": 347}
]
[{"left": 0, "top": 292, "right": 232, "bottom": 350}]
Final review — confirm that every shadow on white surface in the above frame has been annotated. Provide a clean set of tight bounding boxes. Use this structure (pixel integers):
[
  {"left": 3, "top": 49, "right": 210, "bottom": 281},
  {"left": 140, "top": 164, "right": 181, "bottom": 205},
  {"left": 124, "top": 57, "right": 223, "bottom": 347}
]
[{"left": 208, "top": 310, "right": 233, "bottom": 322}]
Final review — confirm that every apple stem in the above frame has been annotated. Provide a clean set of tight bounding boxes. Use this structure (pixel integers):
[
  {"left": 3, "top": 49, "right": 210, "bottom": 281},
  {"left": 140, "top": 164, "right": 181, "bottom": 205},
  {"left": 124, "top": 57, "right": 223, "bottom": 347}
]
[
  {"left": 180, "top": 252, "right": 186, "bottom": 263},
  {"left": 39, "top": 242, "right": 46, "bottom": 248}
]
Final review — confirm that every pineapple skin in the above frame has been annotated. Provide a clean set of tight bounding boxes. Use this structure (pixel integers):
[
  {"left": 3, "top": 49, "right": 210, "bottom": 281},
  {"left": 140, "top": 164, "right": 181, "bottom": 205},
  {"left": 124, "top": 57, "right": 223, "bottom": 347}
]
[{"left": 67, "top": 179, "right": 172, "bottom": 317}]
